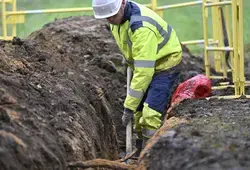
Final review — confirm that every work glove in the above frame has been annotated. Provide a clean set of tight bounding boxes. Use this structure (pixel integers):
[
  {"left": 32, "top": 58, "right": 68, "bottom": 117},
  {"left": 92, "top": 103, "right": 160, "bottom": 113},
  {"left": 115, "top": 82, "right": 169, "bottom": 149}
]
[{"left": 122, "top": 108, "right": 134, "bottom": 126}]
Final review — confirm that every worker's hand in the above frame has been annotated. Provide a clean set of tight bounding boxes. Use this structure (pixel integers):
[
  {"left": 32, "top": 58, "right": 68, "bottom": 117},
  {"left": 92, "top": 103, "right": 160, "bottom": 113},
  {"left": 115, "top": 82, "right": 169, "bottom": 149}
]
[{"left": 122, "top": 108, "right": 134, "bottom": 126}]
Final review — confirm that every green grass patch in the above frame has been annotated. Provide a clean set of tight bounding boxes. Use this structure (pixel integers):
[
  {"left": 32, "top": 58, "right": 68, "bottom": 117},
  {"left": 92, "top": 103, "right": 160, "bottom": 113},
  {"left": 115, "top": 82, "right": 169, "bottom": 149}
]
[{"left": 1, "top": 0, "right": 249, "bottom": 52}]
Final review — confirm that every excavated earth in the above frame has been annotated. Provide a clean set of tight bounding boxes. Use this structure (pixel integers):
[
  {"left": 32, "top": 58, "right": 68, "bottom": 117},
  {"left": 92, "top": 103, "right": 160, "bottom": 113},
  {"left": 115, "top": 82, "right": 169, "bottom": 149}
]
[
  {"left": 138, "top": 98, "right": 250, "bottom": 170},
  {"left": 0, "top": 16, "right": 249, "bottom": 170}
]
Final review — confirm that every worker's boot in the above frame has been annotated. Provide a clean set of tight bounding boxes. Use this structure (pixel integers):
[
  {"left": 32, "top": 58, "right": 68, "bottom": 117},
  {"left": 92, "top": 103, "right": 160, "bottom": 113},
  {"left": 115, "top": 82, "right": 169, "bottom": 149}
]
[
  {"left": 134, "top": 138, "right": 143, "bottom": 157},
  {"left": 133, "top": 136, "right": 149, "bottom": 158},
  {"left": 142, "top": 136, "right": 149, "bottom": 148},
  {"left": 141, "top": 129, "right": 156, "bottom": 148}
]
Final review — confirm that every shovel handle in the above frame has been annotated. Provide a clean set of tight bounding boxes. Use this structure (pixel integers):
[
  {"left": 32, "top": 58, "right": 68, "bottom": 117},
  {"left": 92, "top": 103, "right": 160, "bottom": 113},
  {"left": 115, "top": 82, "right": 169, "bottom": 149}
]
[
  {"left": 126, "top": 120, "right": 133, "bottom": 153},
  {"left": 126, "top": 67, "right": 133, "bottom": 153}
]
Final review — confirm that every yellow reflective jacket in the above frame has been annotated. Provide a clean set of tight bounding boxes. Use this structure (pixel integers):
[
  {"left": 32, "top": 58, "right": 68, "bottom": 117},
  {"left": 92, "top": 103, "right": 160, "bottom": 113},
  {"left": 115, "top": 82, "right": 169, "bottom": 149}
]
[{"left": 110, "top": 1, "right": 182, "bottom": 111}]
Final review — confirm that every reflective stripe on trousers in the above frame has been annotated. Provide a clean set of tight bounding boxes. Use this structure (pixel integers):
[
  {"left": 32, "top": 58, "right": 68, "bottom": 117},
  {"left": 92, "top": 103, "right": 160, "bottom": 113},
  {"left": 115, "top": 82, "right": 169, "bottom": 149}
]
[{"left": 142, "top": 128, "right": 157, "bottom": 138}]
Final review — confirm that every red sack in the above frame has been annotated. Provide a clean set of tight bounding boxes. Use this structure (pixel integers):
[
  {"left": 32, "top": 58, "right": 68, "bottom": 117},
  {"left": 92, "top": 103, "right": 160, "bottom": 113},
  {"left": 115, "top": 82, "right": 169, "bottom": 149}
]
[{"left": 170, "top": 74, "right": 211, "bottom": 107}]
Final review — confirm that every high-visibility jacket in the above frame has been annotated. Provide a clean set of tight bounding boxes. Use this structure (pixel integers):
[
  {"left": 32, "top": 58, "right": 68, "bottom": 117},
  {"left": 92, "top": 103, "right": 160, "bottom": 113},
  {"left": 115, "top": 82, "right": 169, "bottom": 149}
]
[{"left": 110, "top": 1, "right": 182, "bottom": 112}]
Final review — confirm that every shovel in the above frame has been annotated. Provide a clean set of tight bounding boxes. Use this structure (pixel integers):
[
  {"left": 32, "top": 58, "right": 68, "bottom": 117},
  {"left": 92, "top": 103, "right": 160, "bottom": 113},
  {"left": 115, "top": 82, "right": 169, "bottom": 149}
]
[{"left": 126, "top": 67, "right": 133, "bottom": 154}]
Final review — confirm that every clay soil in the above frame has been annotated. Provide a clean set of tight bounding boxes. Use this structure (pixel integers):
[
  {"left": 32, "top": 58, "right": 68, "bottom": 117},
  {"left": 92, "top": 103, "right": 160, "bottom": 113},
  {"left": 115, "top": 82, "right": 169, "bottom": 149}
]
[{"left": 0, "top": 16, "right": 249, "bottom": 170}]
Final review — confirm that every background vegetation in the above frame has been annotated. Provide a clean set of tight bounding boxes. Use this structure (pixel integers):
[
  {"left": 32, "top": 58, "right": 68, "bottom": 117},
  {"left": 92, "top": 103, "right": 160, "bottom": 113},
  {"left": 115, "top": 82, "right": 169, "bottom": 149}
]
[{"left": 1, "top": 0, "right": 249, "bottom": 52}]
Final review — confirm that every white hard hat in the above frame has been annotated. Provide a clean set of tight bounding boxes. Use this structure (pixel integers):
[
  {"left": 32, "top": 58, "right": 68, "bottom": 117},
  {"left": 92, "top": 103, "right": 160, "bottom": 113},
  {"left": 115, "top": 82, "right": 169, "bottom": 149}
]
[{"left": 92, "top": 0, "right": 123, "bottom": 19}]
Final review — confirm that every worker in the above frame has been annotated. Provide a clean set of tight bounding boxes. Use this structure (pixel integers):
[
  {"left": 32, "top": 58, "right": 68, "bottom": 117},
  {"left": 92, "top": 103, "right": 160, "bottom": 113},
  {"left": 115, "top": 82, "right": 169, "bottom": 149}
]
[{"left": 92, "top": 0, "right": 182, "bottom": 150}]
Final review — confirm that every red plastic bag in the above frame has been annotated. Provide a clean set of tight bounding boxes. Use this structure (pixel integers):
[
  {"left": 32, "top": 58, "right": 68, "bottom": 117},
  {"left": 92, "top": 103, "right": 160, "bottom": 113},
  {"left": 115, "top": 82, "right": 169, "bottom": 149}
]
[{"left": 170, "top": 74, "right": 211, "bottom": 107}]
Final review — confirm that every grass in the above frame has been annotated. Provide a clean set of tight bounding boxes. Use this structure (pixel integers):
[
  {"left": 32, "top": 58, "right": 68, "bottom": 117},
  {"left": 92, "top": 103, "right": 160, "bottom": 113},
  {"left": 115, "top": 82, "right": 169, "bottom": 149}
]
[{"left": 1, "top": 0, "right": 250, "bottom": 52}]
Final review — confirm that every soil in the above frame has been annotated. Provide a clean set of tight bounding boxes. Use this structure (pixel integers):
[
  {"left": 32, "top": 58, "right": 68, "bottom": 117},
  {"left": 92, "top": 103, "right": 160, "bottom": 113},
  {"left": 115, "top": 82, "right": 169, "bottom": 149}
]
[
  {"left": 138, "top": 99, "right": 250, "bottom": 170},
  {"left": 0, "top": 16, "right": 249, "bottom": 170},
  {"left": 0, "top": 16, "right": 125, "bottom": 170}
]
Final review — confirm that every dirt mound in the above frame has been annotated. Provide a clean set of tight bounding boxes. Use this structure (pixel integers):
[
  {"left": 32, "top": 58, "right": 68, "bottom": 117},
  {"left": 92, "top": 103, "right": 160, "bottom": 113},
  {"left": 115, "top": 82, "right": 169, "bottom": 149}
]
[
  {"left": 0, "top": 16, "right": 126, "bottom": 170},
  {"left": 138, "top": 98, "right": 250, "bottom": 170}
]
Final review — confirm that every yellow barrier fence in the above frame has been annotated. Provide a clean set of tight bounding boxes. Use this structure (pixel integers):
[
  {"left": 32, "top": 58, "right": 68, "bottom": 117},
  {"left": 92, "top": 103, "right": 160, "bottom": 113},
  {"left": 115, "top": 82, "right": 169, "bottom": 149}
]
[
  {"left": 202, "top": 0, "right": 245, "bottom": 98},
  {"left": 140, "top": 0, "right": 246, "bottom": 98},
  {"left": 1, "top": 0, "right": 215, "bottom": 45},
  {"left": 0, "top": 0, "right": 247, "bottom": 98},
  {"left": 1, "top": 0, "right": 94, "bottom": 40}
]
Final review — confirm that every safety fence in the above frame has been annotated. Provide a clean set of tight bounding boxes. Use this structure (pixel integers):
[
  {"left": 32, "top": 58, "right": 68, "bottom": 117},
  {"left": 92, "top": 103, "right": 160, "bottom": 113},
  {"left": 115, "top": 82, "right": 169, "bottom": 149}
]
[{"left": 0, "top": 0, "right": 248, "bottom": 98}]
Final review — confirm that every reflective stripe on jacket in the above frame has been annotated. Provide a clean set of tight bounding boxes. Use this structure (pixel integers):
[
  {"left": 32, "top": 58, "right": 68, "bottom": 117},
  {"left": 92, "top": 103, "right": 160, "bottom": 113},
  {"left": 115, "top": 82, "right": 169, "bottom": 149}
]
[{"left": 111, "top": 1, "right": 182, "bottom": 111}]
